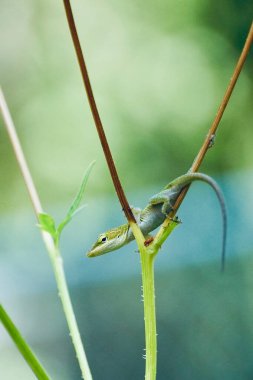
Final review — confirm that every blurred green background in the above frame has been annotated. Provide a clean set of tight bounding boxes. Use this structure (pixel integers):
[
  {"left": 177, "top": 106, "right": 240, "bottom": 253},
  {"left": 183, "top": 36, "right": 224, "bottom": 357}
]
[{"left": 0, "top": 0, "right": 253, "bottom": 379}]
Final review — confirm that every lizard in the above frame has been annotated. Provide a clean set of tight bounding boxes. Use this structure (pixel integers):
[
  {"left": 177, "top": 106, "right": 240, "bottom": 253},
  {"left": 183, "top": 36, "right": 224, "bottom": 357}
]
[{"left": 87, "top": 172, "right": 227, "bottom": 268}]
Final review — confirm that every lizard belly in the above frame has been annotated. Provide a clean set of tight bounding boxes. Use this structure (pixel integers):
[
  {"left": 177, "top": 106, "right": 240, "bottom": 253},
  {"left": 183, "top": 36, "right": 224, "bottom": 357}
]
[{"left": 140, "top": 204, "right": 166, "bottom": 235}]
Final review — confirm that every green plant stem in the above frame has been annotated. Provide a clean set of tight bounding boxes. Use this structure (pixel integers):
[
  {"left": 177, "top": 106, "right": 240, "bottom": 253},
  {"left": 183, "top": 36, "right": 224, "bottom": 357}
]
[
  {"left": 0, "top": 88, "right": 92, "bottom": 380},
  {"left": 149, "top": 219, "right": 180, "bottom": 256},
  {"left": 132, "top": 219, "right": 180, "bottom": 380},
  {"left": 140, "top": 251, "right": 157, "bottom": 380},
  {"left": 48, "top": 246, "right": 92, "bottom": 380},
  {"left": 130, "top": 223, "right": 156, "bottom": 379},
  {"left": 0, "top": 304, "right": 51, "bottom": 380}
]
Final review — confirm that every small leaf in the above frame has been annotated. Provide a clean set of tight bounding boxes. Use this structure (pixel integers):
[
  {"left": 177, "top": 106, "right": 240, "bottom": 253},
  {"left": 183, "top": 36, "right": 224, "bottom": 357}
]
[
  {"left": 70, "top": 204, "right": 87, "bottom": 218},
  {"left": 66, "top": 161, "right": 95, "bottom": 219},
  {"left": 57, "top": 215, "right": 71, "bottom": 236},
  {"left": 56, "top": 161, "right": 95, "bottom": 238},
  {"left": 38, "top": 213, "right": 57, "bottom": 239}
]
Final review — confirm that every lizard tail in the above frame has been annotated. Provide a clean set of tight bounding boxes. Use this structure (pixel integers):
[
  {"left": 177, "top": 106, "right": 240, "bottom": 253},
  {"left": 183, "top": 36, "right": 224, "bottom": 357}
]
[{"left": 168, "top": 172, "right": 227, "bottom": 271}]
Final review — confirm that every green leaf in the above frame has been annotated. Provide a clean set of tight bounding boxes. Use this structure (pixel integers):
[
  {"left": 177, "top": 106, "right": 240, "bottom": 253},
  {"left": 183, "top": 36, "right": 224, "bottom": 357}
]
[
  {"left": 70, "top": 204, "right": 87, "bottom": 218},
  {"left": 37, "top": 162, "right": 95, "bottom": 247},
  {"left": 57, "top": 160, "right": 95, "bottom": 237},
  {"left": 38, "top": 213, "right": 57, "bottom": 240},
  {"left": 66, "top": 161, "right": 95, "bottom": 219},
  {"left": 57, "top": 215, "right": 71, "bottom": 237}
]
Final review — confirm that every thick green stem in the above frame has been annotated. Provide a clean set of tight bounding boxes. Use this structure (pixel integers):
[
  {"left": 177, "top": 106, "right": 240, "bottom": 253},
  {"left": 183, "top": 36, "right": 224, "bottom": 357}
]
[
  {"left": 140, "top": 251, "right": 157, "bottom": 380},
  {"left": 0, "top": 305, "right": 51, "bottom": 380},
  {"left": 130, "top": 223, "right": 157, "bottom": 380},
  {"left": 139, "top": 219, "right": 178, "bottom": 379},
  {"left": 131, "top": 218, "right": 180, "bottom": 380}
]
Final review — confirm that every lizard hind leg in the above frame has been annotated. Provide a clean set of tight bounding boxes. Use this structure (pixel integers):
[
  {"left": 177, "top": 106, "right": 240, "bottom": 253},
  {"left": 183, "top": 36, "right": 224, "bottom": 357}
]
[{"left": 149, "top": 190, "right": 174, "bottom": 216}]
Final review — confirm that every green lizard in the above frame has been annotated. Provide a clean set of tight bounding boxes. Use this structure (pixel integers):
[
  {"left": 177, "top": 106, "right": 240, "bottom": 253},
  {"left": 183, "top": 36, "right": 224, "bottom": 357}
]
[{"left": 87, "top": 172, "right": 227, "bottom": 267}]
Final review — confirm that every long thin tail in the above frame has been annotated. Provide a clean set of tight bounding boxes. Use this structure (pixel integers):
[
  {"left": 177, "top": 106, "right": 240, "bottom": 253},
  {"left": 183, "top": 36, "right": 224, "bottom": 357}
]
[{"left": 167, "top": 173, "right": 227, "bottom": 271}]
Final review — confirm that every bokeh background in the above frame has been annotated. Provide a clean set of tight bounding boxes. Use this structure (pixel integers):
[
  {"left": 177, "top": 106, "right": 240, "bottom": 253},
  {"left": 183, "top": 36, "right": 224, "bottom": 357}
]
[{"left": 1, "top": 0, "right": 253, "bottom": 379}]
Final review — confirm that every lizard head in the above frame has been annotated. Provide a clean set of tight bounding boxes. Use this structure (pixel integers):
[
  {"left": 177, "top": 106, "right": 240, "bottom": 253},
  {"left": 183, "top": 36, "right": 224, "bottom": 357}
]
[{"left": 87, "top": 224, "right": 129, "bottom": 257}]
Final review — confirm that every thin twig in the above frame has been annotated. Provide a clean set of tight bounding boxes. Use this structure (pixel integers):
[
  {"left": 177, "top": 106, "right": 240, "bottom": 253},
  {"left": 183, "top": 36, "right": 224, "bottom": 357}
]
[
  {"left": 192, "top": 21, "right": 253, "bottom": 172},
  {"left": 0, "top": 88, "right": 54, "bottom": 252},
  {"left": 171, "top": 21, "right": 253, "bottom": 215},
  {"left": 62, "top": 0, "right": 136, "bottom": 224},
  {"left": 0, "top": 90, "right": 43, "bottom": 218}
]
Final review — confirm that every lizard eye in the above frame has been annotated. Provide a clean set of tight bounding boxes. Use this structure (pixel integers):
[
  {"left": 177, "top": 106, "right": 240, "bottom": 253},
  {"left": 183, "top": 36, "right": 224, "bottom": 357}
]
[{"left": 101, "top": 236, "right": 107, "bottom": 243}]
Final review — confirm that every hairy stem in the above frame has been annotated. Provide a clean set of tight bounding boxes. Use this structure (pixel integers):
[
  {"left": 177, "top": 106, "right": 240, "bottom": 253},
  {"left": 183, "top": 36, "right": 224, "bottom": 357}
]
[
  {"left": 131, "top": 221, "right": 157, "bottom": 379},
  {"left": 0, "top": 305, "right": 51, "bottom": 380},
  {"left": 131, "top": 224, "right": 157, "bottom": 380},
  {"left": 131, "top": 222, "right": 157, "bottom": 378},
  {"left": 140, "top": 252, "right": 157, "bottom": 380},
  {"left": 0, "top": 88, "right": 92, "bottom": 380}
]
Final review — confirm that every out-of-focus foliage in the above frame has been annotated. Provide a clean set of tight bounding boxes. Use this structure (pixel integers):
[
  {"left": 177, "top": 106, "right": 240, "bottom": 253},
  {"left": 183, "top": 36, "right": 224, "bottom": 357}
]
[
  {"left": 0, "top": 1, "right": 253, "bottom": 380},
  {"left": 0, "top": 0, "right": 252, "bottom": 212}
]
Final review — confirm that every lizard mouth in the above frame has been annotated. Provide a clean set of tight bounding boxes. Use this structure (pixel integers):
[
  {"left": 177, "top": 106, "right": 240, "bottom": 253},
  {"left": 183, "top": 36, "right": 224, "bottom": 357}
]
[
  {"left": 86, "top": 250, "right": 97, "bottom": 258},
  {"left": 86, "top": 239, "right": 117, "bottom": 258},
  {"left": 86, "top": 244, "right": 105, "bottom": 258}
]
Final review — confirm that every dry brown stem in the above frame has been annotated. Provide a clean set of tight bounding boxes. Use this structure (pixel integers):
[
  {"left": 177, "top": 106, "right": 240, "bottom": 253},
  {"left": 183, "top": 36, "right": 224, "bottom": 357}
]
[
  {"left": 172, "top": 21, "right": 253, "bottom": 214},
  {"left": 63, "top": 0, "right": 136, "bottom": 223}
]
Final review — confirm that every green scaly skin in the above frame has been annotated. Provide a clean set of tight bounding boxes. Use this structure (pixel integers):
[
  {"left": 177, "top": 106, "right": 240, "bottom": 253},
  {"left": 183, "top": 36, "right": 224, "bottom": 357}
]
[{"left": 87, "top": 173, "right": 227, "bottom": 266}]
